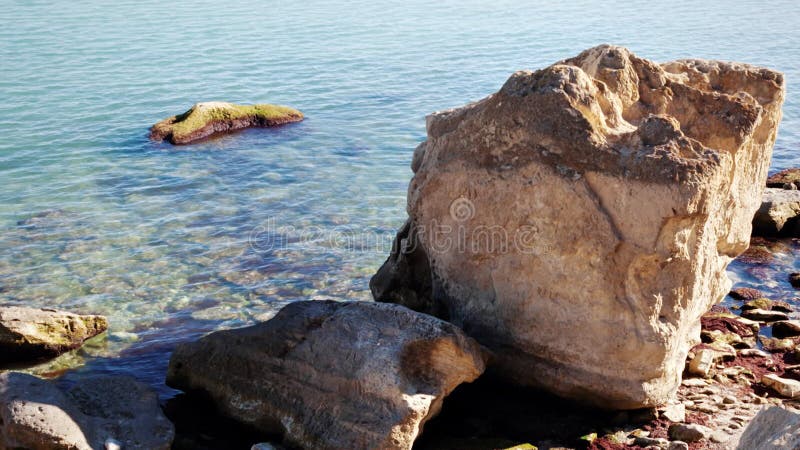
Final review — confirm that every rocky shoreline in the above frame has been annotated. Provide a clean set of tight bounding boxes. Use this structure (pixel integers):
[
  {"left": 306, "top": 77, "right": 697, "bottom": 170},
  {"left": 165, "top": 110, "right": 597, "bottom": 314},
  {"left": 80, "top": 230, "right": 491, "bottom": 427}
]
[{"left": 2, "top": 45, "right": 798, "bottom": 449}]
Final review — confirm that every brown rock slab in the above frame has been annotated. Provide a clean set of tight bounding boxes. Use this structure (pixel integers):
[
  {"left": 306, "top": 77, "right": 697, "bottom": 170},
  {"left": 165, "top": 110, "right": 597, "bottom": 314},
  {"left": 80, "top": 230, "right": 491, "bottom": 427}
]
[
  {"left": 772, "top": 320, "right": 800, "bottom": 338},
  {"left": 167, "top": 300, "right": 486, "bottom": 450},
  {"left": 766, "top": 168, "right": 800, "bottom": 188}
]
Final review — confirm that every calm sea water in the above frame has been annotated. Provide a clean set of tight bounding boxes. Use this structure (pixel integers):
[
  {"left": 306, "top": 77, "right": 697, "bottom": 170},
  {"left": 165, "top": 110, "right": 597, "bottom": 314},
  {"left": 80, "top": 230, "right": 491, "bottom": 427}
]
[{"left": 1, "top": 0, "right": 799, "bottom": 396}]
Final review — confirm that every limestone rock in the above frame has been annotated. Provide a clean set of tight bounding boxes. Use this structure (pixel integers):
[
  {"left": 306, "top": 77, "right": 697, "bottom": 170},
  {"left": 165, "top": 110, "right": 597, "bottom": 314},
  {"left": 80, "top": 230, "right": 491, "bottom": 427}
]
[
  {"left": 741, "top": 308, "right": 789, "bottom": 322},
  {"left": 766, "top": 168, "right": 800, "bottom": 188},
  {"left": 729, "top": 287, "right": 765, "bottom": 300},
  {"left": 737, "top": 406, "right": 800, "bottom": 449},
  {"left": 150, "top": 102, "right": 304, "bottom": 145},
  {"left": 0, "top": 306, "right": 107, "bottom": 364},
  {"left": 752, "top": 188, "right": 800, "bottom": 236},
  {"left": 0, "top": 372, "right": 174, "bottom": 449},
  {"left": 688, "top": 349, "right": 715, "bottom": 378},
  {"left": 371, "top": 45, "right": 785, "bottom": 408},
  {"left": 668, "top": 423, "right": 711, "bottom": 442},
  {"left": 166, "top": 300, "right": 486, "bottom": 450},
  {"left": 762, "top": 374, "right": 800, "bottom": 398}
]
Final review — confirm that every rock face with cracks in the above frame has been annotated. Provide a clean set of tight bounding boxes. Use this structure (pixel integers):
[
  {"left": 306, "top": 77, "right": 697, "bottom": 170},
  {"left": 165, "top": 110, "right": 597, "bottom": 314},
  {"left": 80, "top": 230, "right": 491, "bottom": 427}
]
[
  {"left": 166, "top": 300, "right": 486, "bottom": 450},
  {"left": 371, "top": 45, "right": 785, "bottom": 409}
]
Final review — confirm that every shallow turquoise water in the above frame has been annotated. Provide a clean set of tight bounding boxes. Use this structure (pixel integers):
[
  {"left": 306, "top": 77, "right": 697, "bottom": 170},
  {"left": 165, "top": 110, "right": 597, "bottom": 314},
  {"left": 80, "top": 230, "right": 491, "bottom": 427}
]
[{"left": 1, "top": 0, "right": 799, "bottom": 394}]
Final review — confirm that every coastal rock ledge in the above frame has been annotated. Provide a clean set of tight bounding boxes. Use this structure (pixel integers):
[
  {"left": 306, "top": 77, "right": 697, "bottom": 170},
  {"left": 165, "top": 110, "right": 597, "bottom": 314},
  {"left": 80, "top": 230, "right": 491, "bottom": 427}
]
[
  {"left": 371, "top": 44, "right": 785, "bottom": 409},
  {"left": 150, "top": 101, "right": 303, "bottom": 144},
  {"left": 0, "top": 306, "right": 107, "bottom": 364},
  {"left": 167, "top": 301, "right": 486, "bottom": 450}
]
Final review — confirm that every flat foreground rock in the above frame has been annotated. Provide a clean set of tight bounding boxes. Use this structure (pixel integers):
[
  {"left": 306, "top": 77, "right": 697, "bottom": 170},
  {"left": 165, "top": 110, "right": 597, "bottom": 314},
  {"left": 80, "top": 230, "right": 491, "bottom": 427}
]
[
  {"left": 150, "top": 101, "right": 303, "bottom": 144},
  {"left": 0, "top": 372, "right": 174, "bottom": 450},
  {"left": 0, "top": 306, "right": 107, "bottom": 364},
  {"left": 167, "top": 300, "right": 486, "bottom": 450},
  {"left": 371, "top": 45, "right": 785, "bottom": 408}
]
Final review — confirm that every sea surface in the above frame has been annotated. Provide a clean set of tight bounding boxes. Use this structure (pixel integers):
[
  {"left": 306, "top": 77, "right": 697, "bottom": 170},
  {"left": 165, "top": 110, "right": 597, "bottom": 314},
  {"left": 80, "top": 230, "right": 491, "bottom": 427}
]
[{"left": 1, "top": 0, "right": 799, "bottom": 397}]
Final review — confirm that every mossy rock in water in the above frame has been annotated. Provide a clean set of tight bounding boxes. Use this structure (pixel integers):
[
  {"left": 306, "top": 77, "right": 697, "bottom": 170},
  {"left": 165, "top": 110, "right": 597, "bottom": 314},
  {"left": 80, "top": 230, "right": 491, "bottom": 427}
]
[{"left": 150, "top": 102, "right": 303, "bottom": 145}]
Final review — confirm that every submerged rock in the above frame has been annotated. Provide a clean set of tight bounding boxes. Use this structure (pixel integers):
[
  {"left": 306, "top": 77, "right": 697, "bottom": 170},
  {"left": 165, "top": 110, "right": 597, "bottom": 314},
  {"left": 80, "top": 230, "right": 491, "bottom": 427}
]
[
  {"left": 371, "top": 44, "right": 785, "bottom": 409},
  {"left": 0, "top": 306, "right": 107, "bottom": 364},
  {"left": 737, "top": 406, "right": 800, "bottom": 449},
  {"left": 150, "top": 102, "right": 303, "bottom": 145},
  {"left": 752, "top": 188, "right": 800, "bottom": 236},
  {"left": 167, "top": 300, "right": 486, "bottom": 450},
  {"left": 0, "top": 372, "right": 174, "bottom": 450}
]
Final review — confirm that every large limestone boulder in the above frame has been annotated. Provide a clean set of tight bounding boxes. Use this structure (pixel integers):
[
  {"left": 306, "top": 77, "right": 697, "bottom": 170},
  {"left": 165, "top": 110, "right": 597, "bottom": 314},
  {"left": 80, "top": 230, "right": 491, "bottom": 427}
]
[
  {"left": 167, "top": 300, "right": 486, "bottom": 450},
  {"left": 736, "top": 406, "right": 800, "bottom": 449},
  {"left": 371, "top": 45, "right": 785, "bottom": 409},
  {"left": 0, "top": 306, "right": 107, "bottom": 364},
  {"left": 0, "top": 372, "right": 174, "bottom": 449}
]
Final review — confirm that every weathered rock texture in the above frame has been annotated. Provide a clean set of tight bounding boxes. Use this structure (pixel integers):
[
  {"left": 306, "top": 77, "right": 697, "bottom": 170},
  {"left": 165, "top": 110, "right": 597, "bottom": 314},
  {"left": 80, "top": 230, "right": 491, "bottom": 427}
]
[
  {"left": 0, "top": 306, "right": 107, "bottom": 364},
  {"left": 737, "top": 406, "right": 800, "bottom": 449},
  {"left": 752, "top": 188, "right": 800, "bottom": 236},
  {"left": 167, "top": 300, "right": 486, "bottom": 450},
  {"left": 0, "top": 372, "right": 174, "bottom": 450},
  {"left": 150, "top": 101, "right": 303, "bottom": 144},
  {"left": 371, "top": 45, "right": 785, "bottom": 409}
]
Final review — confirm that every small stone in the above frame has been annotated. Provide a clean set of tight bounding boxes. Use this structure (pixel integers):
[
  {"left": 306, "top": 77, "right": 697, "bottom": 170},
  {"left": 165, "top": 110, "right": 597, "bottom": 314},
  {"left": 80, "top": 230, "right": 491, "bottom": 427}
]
[
  {"left": 773, "top": 320, "right": 800, "bottom": 338},
  {"left": 741, "top": 308, "right": 790, "bottom": 322},
  {"left": 105, "top": 438, "right": 122, "bottom": 450},
  {"left": 741, "top": 297, "right": 774, "bottom": 311},
  {"left": 729, "top": 422, "right": 741, "bottom": 429},
  {"left": 683, "top": 400, "right": 695, "bottom": 408},
  {"left": 729, "top": 287, "right": 765, "bottom": 300},
  {"left": 251, "top": 444, "right": 277, "bottom": 450},
  {"left": 668, "top": 423, "right": 712, "bottom": 442},
  {"left": 661, "top": 403, "right": 686, "bottom": 422},
  {"left": 681, "top": 378, "right": 708, "bottom": 387},
  {"left": 697, "top": 404, "right": 719, "bottom": 414},
  {"left": 763, "top": 374, "right": 800, "bottom": 398},
  {"left": 739, "top": 348, "right": 771, "bottom": 357},
  {"left": 710, "top": 430, "right": 730, "bottom": 443},
  {"left": 689, "top": 349, "right": 715, "bottom": 377},
  {"left": 723, "top": 395, "right": 737, "bottom": 404},
  {"left": 667, "top": 441, "right": 689, "bottom": 450},
  {"left": 791, "top": 273, "right": 800, "bottom": 289},
  {"left": 633, "top": 436, "right": 669, "bottom": 448},
  {"left": 760, "top": 336, "right": 796, "bottom": 352}
]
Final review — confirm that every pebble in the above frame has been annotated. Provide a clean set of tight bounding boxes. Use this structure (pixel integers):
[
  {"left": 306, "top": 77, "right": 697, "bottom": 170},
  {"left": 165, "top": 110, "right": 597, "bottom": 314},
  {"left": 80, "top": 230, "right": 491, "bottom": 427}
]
[
  {"left": 668, "top": 423, "right": 712, "bottom": 443},
  {"left": 633, "top": 436, "right": 668, "bottom": 447},
  {"left": 710, "top": 430, "right": 730, "bottom": 443},
  {"left": 105, "top": 439, "right": 122, "bottom": 450},
  {"left": 681, "top": 378, "right": 708, "bottom": 387},
  {"left": 667, "top": 441, "right": 689, "bottom": 450},
  {"left": 697, "top": 404, "right": 719, "bottom": 414}
]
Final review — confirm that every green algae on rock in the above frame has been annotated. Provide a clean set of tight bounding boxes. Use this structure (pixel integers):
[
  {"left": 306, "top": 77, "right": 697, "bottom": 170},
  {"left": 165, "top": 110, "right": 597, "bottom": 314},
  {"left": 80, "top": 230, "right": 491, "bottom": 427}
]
[
  {"left": 150, "top": 102, "right": 304, "bottom": 145},
  {"left": 0, "top": 306, "right": 107, "bottom": 364}
]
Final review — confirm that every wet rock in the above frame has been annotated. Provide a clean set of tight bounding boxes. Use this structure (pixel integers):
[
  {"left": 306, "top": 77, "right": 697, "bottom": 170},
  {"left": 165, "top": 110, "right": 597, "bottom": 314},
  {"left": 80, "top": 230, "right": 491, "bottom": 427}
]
[
  {"left": 150, "top": 102, "right": 304, "bottom": 145},
  {"left": 766, "top": 168, "right": 800, "bottom": 188},
  {"left": 790, "top": 272, "right": 800, "bottom": 288},
  {"left": 772, "top": 320, "right": 800, "bottom": 338},
  {"left": 762, "top": 374, "right": 800, "bottom": 398},
  {"left": 0, "top": 372, "right": 174, "bottom": 450},
  {"left": 668, "top": 423, "right": 711, "bottom": 442},
  {"left": 371, "top": 44, "right": 785, "bottom": 409},
  {"left": 741, "top": 308, "right": 789, "bottom": 322},
  {"left": 737, "top": 405, "right": 800, "bottom": 449},
  {"left": 729, "top": 287, "right": 765, "bottom": 300},
  {"left": 752, "top": 188, "right": 800, "bottom": 236},
  {"left": 167, "top": 301, "right": 486, "bottom": 450},
  {"left": 0, "top": 306, "right": 108, "bottom": 364}
]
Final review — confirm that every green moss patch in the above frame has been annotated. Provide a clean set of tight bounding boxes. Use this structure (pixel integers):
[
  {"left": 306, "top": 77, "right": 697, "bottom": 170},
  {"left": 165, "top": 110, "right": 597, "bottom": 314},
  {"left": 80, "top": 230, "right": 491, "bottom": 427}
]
[{"left": 150, "top": 101, "right": 304, "bottom": 144}]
